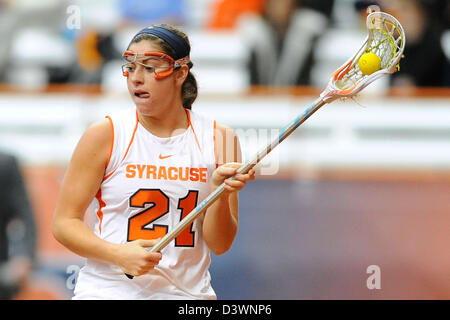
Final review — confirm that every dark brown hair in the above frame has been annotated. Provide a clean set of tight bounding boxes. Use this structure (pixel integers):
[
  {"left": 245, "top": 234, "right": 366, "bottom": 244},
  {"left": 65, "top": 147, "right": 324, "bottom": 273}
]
[{"left": 128, "top": 24, "right": 197, "bottom": 110}]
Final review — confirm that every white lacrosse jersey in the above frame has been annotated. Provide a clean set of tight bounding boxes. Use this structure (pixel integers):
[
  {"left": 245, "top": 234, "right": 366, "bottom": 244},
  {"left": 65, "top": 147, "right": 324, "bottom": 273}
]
[{"left": 73, "top": 107, "right": 218, "bottom": 300}]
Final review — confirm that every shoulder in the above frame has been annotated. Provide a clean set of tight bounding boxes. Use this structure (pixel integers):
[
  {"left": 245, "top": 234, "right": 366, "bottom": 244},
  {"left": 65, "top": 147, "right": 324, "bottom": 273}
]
[
  {"left": 106, "top": 108, "right": 139, "bottom": 141},
  {"left": 71, "top": 119, "right": 112, "bottom": 167},
  {"left": 82, "top": 119, "right": 112, "bottom": 145}
]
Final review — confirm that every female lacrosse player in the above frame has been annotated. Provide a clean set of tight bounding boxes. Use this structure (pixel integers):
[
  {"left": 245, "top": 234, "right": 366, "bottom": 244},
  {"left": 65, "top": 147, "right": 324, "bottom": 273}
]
[{"left": 52, "top": 24, "right": 255, "bottom": 299}]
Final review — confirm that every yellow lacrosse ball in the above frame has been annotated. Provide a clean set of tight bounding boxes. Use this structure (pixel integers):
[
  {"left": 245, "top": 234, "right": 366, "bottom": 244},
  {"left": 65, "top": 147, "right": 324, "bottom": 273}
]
[{"left": 358, "top": 52, "right": 381, "bottom": 75}]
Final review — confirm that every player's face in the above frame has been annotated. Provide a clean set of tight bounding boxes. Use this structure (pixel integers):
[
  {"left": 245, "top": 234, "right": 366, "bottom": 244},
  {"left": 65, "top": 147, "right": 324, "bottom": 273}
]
[{"left": 126, "top": 41, "right": 178, "bottom": 117}]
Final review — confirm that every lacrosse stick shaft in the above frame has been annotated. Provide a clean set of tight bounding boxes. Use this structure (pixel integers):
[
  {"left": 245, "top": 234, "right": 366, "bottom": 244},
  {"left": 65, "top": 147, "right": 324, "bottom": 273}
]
[{"left": 149, "top": 97, "right": 326, "bottom": 253}]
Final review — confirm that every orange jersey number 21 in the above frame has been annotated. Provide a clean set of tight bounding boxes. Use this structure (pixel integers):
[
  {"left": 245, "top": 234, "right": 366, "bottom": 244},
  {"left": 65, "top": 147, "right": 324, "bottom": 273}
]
[{"left": 127, "top": 189, "right": 198, "bottom": 247}]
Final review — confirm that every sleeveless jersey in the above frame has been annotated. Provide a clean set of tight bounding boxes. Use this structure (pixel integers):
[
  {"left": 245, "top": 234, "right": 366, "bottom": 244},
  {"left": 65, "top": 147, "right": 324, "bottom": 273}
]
[{"left": 73, "top": 107, "right": 218, "bottom": 300}]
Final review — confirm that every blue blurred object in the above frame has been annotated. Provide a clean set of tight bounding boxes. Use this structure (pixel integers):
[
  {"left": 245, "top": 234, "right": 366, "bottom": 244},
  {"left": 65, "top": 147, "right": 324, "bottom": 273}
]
[{"left": 118, "top": 0, "right": 186, "bottom": 24}]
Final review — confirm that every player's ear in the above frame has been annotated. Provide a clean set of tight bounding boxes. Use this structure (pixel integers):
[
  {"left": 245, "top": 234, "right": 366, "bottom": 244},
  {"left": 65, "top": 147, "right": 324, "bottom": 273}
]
[{"left": 174, "top": 64, "right": 189, "bottom": 87}]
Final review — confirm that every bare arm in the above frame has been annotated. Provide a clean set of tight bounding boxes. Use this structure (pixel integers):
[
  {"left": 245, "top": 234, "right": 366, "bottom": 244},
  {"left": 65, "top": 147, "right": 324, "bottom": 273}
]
[
  {"left": 52, "top": 120, "right": 161, "bottom": 277},
  {"left": 202, "top": 124, "right": 255, "bottom": 255}
]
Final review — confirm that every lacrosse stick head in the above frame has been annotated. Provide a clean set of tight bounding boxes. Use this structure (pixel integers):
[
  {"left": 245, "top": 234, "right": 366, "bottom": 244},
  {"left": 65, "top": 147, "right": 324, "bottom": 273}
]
[{"left": 320, "top": 11, "right": 406, "bottom": 102}]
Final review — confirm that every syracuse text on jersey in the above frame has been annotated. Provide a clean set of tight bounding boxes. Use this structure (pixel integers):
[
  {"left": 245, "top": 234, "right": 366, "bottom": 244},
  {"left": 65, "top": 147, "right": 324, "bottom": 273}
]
[{"left": 125, "top": 163, "right": 208, "bottom": 183}]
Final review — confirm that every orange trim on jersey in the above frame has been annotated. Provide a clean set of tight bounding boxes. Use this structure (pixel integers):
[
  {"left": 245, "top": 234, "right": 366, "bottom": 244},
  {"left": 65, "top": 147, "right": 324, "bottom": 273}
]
[
  {"left": 103, "top": 110, "right": 139, "bottom": 181},
  {"left": 105, "top": 116, "right": 114, "bottom": 170},
  {"left": 121, "top": 110, "right": 139, "bottom": 162},
  {"left": 213, "top": 120, "right": 218, "bottom": 168},
  {"left": 95, "top": 188, "right": 106, "bottom": 234},
  {"left": 185, "top": 109, "right": 202, "bottom": 152}
]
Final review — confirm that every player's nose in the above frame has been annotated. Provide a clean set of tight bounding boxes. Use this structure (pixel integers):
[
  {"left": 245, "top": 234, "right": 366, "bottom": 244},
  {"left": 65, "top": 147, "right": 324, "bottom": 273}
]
[{"left": 130, "top": 65, "right": 145, "bottom": 85}]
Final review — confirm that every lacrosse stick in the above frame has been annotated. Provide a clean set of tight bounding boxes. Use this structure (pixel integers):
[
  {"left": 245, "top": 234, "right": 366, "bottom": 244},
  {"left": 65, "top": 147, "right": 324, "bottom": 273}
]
[{"left": 125, "top": 11, "right": 405, "bottom": 279}]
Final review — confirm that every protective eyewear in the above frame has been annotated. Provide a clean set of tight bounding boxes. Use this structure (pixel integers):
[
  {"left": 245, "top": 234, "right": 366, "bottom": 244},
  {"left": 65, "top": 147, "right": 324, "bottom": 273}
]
[{"left": 121, "top": 50, "right": 191, "bottom": 80}]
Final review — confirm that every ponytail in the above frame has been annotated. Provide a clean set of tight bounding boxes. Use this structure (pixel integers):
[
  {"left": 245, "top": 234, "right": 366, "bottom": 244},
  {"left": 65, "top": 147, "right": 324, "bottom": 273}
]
[{"left": 182, "top": 71, "right": 198, "bottom": 109}]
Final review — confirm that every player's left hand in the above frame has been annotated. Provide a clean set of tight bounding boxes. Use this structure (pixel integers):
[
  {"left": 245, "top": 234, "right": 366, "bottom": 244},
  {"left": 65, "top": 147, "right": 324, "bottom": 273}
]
[{"left": 211, "top": 162, "right": 255, "bottom": 193}]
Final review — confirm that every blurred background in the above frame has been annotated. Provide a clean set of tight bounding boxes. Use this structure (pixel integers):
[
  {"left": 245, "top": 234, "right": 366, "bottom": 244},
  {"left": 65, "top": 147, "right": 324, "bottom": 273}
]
[{"left": 0, "top": 0, "right": 449, "bottom": 299}]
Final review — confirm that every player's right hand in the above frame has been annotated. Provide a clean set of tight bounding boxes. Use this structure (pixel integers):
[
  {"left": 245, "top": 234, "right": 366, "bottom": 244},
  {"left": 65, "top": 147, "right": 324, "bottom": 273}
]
[{"left": 114, "top": 239, "right": 162, "bottom": 277}]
